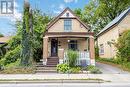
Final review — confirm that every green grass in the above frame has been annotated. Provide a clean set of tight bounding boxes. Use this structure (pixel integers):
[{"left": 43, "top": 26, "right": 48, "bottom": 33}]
[{"left": 0, "top": 67, "right": 36, "bottom": 74}]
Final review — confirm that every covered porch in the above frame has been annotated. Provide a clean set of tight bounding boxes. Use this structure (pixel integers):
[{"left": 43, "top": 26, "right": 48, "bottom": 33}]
[{"left": 43, "top": 32, "right": 95, "bottom": 66}]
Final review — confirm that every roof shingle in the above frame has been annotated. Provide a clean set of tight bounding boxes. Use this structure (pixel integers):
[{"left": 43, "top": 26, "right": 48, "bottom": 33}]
[{"left": 97, "top": 7, "right": 130, "bottom": 36}]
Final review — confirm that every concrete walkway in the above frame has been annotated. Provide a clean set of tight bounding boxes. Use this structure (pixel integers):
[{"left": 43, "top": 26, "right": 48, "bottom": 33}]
[
  {"left": 96, "top": 62, "right": 129, "bottom": 74},
  {"left": 0, "top": 63, "right": 130, "bottom": 83},
  {"left": 0, "top": 74, "right": 130, "bottom": 83}
]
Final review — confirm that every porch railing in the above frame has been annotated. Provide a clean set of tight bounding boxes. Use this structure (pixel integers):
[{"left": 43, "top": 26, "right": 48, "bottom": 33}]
[{"left": 64, "top": 51, "right": 90, "bottom": 66}]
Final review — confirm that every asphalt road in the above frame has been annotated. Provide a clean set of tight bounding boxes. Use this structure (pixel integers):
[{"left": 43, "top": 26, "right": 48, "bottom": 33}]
[
  {"left": 96, "top": 62, "right": 129, "bottom": 74},
  {"left": 0, "top": 83, "right": 130, "bottom": 87}
]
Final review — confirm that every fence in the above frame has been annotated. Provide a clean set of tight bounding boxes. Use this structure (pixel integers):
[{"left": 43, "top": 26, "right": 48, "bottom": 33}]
[{"left": 64, "top": 51, "right": 90, "bottom": 66}]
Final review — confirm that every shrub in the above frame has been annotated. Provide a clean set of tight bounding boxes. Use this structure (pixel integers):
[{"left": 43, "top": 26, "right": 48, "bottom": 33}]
[
  {"left": 115, "top": 30, "right": 130, "bottom": 62},
  {"left": 3, "top": 45, "right": 21, "bottom": 65},
  {"left": 0, "top": 58, "right": 5, "bottom": 66},
  {"left": 69, "top": 67, "right": 81, "bottom": 73},
  {"left": 95, "top": 44, "right": 99, "bottom": 58},
  {"left": 67, "top": 50, "right": 78, "bottom": 67},
  {"left": 0, "top": 64, "right": 4, "bottom": 71},
  {"left": 122, "top": 62, "right": 130, "bottom": 71},
  {"left": 5, "top": 59, "right": 20, "bottom": 69},
  {"left": 87, "top": 65, "right": 95, "bottom": 70},
  {"left": 97, "top": 58, "right": 116, "bottom": 64},
  {"left": 57, "top": 64, "right": 70, "bottom": 73},
  {"left": 90, "top": 67, "right": 102, "bottom": 74},
  {"left": 87, "top": 65, "right": 102, "bottom": 74}
]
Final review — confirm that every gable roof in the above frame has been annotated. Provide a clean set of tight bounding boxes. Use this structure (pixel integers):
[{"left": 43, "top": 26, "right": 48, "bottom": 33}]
[
  {"left": 97, "top": 7, "right": 130, "bottom": 37},
  {"left": 46, "top": 7, "right": 90, "bottom": 31}
]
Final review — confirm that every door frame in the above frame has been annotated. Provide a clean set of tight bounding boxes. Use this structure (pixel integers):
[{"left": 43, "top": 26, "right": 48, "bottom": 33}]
[{"left": 51, "top": 38, "right": 58, "bottom": 57}]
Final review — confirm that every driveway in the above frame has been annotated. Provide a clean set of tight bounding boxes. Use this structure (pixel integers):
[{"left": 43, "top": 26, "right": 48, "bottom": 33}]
[{"left": 96, "top": 62, "right": 130, "bottom": 74}]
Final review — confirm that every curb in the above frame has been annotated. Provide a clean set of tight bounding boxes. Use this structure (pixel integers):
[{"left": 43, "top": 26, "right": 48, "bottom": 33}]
[{"left": 0, "top": 80, "right": 105, "bottom": 84}]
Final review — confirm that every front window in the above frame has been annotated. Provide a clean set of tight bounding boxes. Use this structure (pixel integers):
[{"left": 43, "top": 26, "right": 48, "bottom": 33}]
[
  {"left": 64, "top": 19, "right": 72, "bottom": 32},
  {"left": 68, "top": 40, "right": 78, "bottom": 50},
  {"left": 99, "top": 44, "right": 104, "bottom": 55}
]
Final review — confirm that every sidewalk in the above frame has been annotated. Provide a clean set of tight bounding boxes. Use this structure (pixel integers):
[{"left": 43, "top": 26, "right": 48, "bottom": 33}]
[{"left": 0, "top": 73, "right": 130, "bottom": 83}]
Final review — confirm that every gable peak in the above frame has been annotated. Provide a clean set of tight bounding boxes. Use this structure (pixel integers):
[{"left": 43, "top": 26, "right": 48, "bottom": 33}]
[{"left": 60, "top": 7, "right": 75, "bottom": 18}]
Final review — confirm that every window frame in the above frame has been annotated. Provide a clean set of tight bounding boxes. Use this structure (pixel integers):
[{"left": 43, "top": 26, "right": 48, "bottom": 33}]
[
  {"left": 68, "top": 40, "right": 78, "bottom": 51},
  {"left": 64, "top": 19, "right": 72, "bottom": 32},
  {"left": 99, "top": 44, "right": 104, "bottom": 55}
]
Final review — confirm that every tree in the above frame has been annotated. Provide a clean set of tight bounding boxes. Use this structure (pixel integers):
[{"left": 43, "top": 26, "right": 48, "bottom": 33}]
[
  {"left": 20, "top": 1, "right": 33, "bottom": 66},
  {"left": 115, "top": 30, "right": 130, "bottom": 62},
  {"left": 75, "top": 0, "right": 130, "bottom": 34},
  {"left": 94, "top": 0, "right": 130, "bottom": 33},
  {"left": 32, "top": 9, "right": 51, "bottom": 62}
]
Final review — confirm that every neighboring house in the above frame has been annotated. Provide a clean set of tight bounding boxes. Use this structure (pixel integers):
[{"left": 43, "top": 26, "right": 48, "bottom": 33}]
[
  {"left": 0, "top": 36, "right": 10, "bottom": 44},
  {"left": 97, "top": 7, "right": 130, "bottom": 58},
  {"left": 43, "top": 8, "right": 95, "bottom": 66},
  {"left": 0, "top": 37, "right": 10, "bottom": 56}
]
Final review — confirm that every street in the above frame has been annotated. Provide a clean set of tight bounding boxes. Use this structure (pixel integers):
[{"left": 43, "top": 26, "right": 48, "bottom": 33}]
[{"left": 0, "top": 83, "right": 130, "bottom": 87}]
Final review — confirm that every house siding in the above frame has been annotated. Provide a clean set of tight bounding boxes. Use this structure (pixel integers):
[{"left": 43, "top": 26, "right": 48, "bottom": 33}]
[
  {"left": 118, "top": 13, "right": 130, "bottom": 34},
  {"left": 97, "top": 26, "right": 119, "bottom": 58},
  {"left": 48, "top": 38, "right": 88, "bottom": 57},
  {"left": 48, "top": 19, "right": 88, "bottom": 33},
  {"left": 97, "top": 13, "right": 130, "bottom": 58}
]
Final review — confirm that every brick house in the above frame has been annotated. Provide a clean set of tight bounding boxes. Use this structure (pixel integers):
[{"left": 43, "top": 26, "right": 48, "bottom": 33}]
[
  {"left": 43, "top": 8, "right": 95, "bottom": 66},
  {"left": 97, "top": 7, "right": 130, "bottom": 58}
]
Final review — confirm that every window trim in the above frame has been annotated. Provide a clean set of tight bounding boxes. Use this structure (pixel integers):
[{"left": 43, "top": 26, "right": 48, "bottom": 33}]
[
  {"left": 99, "top": 44, "right": 104, "bottom": 55},
  {"left": 64, "top": 19, "right": 72, "bottom": 32},
  {"left": 68, "top": 40, "right": 78, "bottom": 50}
]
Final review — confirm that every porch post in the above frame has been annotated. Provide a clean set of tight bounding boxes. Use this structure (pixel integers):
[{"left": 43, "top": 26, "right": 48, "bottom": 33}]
[
  {"left": 43, "top": 37, "right": 48, "bottom": 65},
  {"left": 89, "top": 36, "right": 95, "bottom": 66}
]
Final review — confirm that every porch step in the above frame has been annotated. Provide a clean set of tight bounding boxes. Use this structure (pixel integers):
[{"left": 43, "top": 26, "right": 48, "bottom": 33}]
[
  {"left": 47, "top": 57, "right": 59, "bottom": 66},
  {"left": 36, "top": 66, "right": 56, "bottom": 70},
  {"left": 35, "top": 62, "right": 57, "bottom": 73},
  {"left": 36, "top": 70, "right": 57, "bottom": 73}
]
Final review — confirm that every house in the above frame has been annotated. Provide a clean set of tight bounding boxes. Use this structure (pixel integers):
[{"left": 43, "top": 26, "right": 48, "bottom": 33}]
[
  {"left": 0, "top": 36, "right": 10, "bottom": 56},
  {"left": 0, "top": 36, "right": 10, "bottom": 44},
  {"left": 97, "top": 7, "right": 130, "bottom": 58},
  {"left": 42, "top": 8, "right": 95, "bottom": 66}
]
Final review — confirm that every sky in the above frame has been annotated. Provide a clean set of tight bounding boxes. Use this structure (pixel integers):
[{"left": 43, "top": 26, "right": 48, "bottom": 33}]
[{"left": 0, "top": 0, "right": 89, "bottom": 36}]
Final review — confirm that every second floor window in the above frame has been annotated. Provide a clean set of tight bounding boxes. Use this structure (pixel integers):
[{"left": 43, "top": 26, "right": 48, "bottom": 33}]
[{"left": 64, "top": 19, "right": 72, "bottom": 32}]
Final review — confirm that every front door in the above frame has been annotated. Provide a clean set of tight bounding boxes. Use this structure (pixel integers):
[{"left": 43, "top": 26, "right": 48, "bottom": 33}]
[{"left": 51, "top": 39, "right": 58, "bottom": 56}]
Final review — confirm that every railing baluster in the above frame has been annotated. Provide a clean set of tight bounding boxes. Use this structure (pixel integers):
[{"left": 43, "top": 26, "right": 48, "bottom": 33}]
[{"left": 63, "top": 51, "right": 90, "bottom": 66}]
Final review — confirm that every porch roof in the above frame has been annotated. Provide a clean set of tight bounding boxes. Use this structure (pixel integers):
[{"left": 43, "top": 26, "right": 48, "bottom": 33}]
[{"left": 44, "top": 32, "right": 94, "bottom": 38}]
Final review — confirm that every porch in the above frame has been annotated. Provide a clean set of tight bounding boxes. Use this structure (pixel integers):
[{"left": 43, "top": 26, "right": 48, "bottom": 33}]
[{"left": 43, "top": 32, "right": 95, "bottom": 66}]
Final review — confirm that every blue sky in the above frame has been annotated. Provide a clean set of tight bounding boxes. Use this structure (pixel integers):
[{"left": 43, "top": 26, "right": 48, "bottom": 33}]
[{"left": 0, "top": 0, "right": 89, "bottom": 36}]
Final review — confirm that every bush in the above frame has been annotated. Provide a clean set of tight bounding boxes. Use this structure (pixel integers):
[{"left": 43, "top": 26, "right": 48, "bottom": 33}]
[
  {"left": 97, "top": 58, "right": 116, "bottom": 64},
  {"left": 57, "top": 64, "right": 70, "bottom": 73},
  {"left": 69, "top": 67, "right": 81, "bottom": 73},
  {"left": 122, "top": 62, "right": 130, "bottom": 71},
  {"left": 5, "top": 59, "right": 20, "bottom": 69},
  {"left": 87, "top": 65, "right": 102, "bottom": 74},
  {"left": 0, "top": 64, "right": 4, "bottom": 71},
  {"left": 87, "top": 65, "right": 95, "bottom": 70},
  {"left": 115, "top": 30, "right": 130, "bottom": 62},
  {"left": 3, "top": 45, "right": 21, "bottom": 65},
  {"left": 90, "top": 67, "right": 102, "bottom": 74},
  {"left": 95, "top": 44, "right": 99, "bottom": 58},
  {"left": 67, "top": 50, "right": 78, "bottom": 67},
  {"left": 57, "top": 64, "right": 81, "bottom": 73}
]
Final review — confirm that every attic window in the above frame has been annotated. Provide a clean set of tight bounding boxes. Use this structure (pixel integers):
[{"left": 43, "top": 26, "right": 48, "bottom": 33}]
[{"left": 66, "top": 13, "right": 69, "bottom": 17}]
